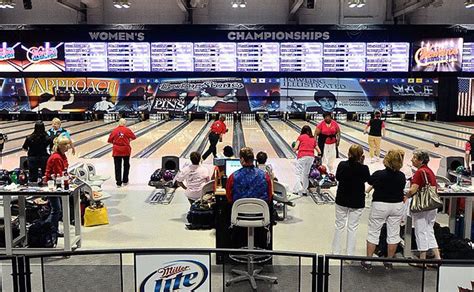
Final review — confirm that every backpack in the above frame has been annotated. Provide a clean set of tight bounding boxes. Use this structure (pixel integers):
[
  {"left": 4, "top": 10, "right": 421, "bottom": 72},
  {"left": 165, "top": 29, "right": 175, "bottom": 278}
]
[{"left": 27, "top": 220, "right": 57, "bottom": 248}]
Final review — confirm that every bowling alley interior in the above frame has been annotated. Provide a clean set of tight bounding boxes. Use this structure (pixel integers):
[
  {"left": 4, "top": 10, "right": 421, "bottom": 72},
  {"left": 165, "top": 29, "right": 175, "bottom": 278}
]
[{"left": 0, "top": 0, "right": 474, "bottom": 291}]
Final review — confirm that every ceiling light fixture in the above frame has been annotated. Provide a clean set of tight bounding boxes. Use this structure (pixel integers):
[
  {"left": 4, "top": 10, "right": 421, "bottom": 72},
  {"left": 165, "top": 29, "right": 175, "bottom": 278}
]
[
  {"left": 465, "top": 0, "right": 474, "bottom": 8},
  {"left": 113, "top": 0, "right": 130, "bottom": 9},
  {"left": 348, "top": 0, "right": 365, "bottom": 8},
  {"left": 0, "top": 0, "right": 15, "bottom": 9},
  {"left": 231, "top": 0, "right": 246, "bottom": 8}
]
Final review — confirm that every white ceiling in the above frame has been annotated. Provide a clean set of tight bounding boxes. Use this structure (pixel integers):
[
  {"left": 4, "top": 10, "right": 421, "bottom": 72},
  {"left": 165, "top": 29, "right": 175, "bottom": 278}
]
[{"left": 0, "top": 0, "right": 472, "bottom": 25}]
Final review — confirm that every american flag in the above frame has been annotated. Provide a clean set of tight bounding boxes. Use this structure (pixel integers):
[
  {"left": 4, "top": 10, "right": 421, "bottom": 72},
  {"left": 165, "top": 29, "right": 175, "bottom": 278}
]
[{"left": 458, "top": 78, "right": 474, "bottom": 116}]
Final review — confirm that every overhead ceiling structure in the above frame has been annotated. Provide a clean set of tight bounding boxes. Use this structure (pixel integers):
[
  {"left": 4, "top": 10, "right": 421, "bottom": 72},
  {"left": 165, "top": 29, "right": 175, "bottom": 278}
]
[
  {"left": 0, "top": 0, "right": 15, "bottom": 9},
  {"left": 113, "top": 0, "right": 130, "bottom": 9}
]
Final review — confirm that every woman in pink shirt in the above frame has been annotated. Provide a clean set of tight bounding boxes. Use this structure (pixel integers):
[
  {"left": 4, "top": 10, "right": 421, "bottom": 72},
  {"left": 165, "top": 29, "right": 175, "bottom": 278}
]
[
  {"left": 293, "top": 125, "right": 320, "bottom": 196},
  {"left": 175, "top": 152, "right": 211, "bottom": 204},
  {"left": 315, "top": 112, "right": 341, "bottom": 174}
]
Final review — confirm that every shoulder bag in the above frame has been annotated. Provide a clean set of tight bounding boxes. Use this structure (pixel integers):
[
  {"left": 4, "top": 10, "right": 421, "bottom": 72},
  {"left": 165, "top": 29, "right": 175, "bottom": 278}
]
[{"left": 410, "top": 170, "right": 443, "bottom": 213}]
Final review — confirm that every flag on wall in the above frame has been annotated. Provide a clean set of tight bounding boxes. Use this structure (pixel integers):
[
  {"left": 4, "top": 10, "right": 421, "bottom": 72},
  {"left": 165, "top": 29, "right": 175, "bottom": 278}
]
[{"left": 458, "top": 78, "right": 474, "bottom": 116}]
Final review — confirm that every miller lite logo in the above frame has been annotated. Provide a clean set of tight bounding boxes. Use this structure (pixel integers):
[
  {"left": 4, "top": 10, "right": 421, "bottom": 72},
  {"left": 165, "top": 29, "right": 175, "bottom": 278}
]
[{"left": 138, "top": 260, "right": 209, "bottom": 292}]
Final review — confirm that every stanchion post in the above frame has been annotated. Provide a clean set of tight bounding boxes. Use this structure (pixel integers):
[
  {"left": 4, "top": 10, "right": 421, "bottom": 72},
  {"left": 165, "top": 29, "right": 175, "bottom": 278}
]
[{"left": 316, "top": 255, "right": 324, "bottom": 292}]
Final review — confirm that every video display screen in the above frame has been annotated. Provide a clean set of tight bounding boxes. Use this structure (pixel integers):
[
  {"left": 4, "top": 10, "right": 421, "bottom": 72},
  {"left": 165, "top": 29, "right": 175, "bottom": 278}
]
[{"left": 0, "top": 39, "right": 469, "bottom": 73}]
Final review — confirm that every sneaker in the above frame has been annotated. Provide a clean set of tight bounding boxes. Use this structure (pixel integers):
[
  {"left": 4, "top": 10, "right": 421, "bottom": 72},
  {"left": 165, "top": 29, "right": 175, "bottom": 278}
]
[
  {"left": 361, "top": 261, "right": 373, "bottom": 271},
  {"left": 123, "top": 182, "right": 129, "bottom": 186},
  {"left": 116, "top": 184, "right": 122, "bottom": 188},
  {"left": 383, "top": 262, "right": 393, "bottom": 270}
]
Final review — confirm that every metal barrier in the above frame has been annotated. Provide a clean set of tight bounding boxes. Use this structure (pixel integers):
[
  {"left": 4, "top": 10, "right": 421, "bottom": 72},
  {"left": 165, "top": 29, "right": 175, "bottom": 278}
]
[
  {"left": 3, "top": 250, "right": 474, "bottom": 291},
  {"left": 3, "top": 248, "right": 318, "bottom": 292},
  {"left": 324, "top": 255, "right": 474, "bottom": 292}
]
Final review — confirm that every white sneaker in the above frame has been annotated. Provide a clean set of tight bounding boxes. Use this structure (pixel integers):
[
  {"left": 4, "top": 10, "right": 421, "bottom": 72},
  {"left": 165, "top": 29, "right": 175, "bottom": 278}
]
[{"left": 123, "top": 182, "right": 129, "bottom": 186}]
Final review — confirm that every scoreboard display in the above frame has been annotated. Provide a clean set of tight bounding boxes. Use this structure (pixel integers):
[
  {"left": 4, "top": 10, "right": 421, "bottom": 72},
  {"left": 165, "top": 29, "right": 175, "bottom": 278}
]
[
  {"left": 323, "top": 42, "right": 366, "bottom": 72},
  {"left": 366, "top": 42, "right": 410, "bottom": 72},
  {"left": 0, "top": 39, "right": 471, "bottom": 73},
  {"left": 194, "top": 43, "right": 236, "bottom": 72},
  {"left": 280, "top": 43, "right": 323, "bottom": 72},
  {"left": 65, "top": 42, "right": 108, "bottom": 72},
  {"left": 236, "top": 43, "right": 280, "bottom": 72},
  {"left": 463, "top": 42, "right": 474, "bottom": 72},
  {"left": 107, "top": 42, "right": 150, "bottom": 72},
  {"left": 151, "top": 42, "right": 193, "bottom": 72}
]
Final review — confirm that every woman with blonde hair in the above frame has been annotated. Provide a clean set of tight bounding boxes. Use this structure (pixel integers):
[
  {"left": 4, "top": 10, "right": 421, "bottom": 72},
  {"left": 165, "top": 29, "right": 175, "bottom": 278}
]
[
  {"left": 45, "top": 136, "right": 71, "bottom": 242},
  {"left": 331, "top": 144, "right": 370, "bottom": 256},
  {"left": 362, "top": 149, "right": 406, "bottom": 271}
]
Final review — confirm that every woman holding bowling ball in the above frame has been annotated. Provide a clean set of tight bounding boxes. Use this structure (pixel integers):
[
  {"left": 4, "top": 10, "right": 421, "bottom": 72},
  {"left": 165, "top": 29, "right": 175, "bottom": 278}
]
[
  {"left": 292, "top": 125, "right": 320, "bottom": 196},
  {"left": 331, "top": 144, "right": 370, "bottom": 257}
]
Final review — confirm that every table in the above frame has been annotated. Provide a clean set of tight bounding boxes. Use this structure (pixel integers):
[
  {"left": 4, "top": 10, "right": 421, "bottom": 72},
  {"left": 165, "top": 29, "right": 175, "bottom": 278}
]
[
  {"left": 404, "top": 187, "right": 474, "bottom": 258},
  {"left": 0, "top": 182, "right": 90, "bottom": 255}
]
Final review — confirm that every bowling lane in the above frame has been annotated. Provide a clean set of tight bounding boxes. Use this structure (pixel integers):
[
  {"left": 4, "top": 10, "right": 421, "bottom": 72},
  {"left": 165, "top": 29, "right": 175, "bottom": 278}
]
[
  {"left": 417, "top": 120, "right": 474, "bottom": 135},
  {"left": 241, "top": 119, "right": 279, "bottom": 158},
  {"left": 149, "top": 120, "right": 207, "bottom": 158},
  {"left": 75, "top": 121, "right": 153, "bottom": 157},
  {"left": 1, "top": 121, "right": 100, "bottom": 154},
  {"left": 130, "top": 120, "right": 184, "bottom": 155},
  {"left": 5, "top": 120, "right": 83, "bottom": 141},
  {"left": 385, "top": 121, "right": 464, "bottom": 150},
  {"left": 344, "top": 121, "right": 461, "bottom": 157},
  {"left": 390, "top": 121, "right": 468, "bottom": 146},
  {"left": 266, "top": 119, "right": 301, "bottom": 146},
  {"left": 0, "top": 120, "right": 32, "bottom": 128}
]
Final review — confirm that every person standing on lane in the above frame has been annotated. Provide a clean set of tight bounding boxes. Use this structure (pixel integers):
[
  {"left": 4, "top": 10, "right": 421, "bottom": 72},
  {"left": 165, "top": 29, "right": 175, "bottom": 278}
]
[
  {"left": 47, "top": 118, "right": 76, "bottom": 155},
  {"left": 108, "top": 118, "right": 136, "bottom": 187},
  {"left": 293, "top": 125, "right": 320, "bottom": 196},
  {"left": 22, "top": 121, "right": 52, "bottom": 182},
  {"left": 315, "top": 112, "right": 340, "bottom": 174},
  {"left": 364, "top": 110, "right": 386, "bottom": 163},
  {"left": 202, "top": 115, "right": 227, "bottom": 161}
]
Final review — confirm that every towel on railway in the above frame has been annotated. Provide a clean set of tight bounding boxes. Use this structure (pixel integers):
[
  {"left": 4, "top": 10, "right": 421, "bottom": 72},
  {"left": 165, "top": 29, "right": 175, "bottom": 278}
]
[{"left": 187, "top": 195, "right": 215, "bottom": 229}]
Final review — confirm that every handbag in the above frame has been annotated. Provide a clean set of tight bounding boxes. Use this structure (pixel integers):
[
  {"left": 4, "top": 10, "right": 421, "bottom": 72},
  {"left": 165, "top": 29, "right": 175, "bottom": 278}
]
[
  {"left": 410, "top": 170, "right": 443, "bottom": 213},
  {"left": 84, "top": 205, "right": 109, "bottom": 227}
]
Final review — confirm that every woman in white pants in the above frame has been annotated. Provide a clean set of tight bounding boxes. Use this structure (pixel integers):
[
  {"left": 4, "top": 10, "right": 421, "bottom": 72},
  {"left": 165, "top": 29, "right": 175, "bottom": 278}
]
[
  {"left": 405, "top": 149, "right": 441, "bottom": 264},
  {"left": 362, "top": 149, "right": 406, "bottom": 271},
  {"left": 293, "top": 125, "right": 320, "bottom": 196},
  {"left": 331, "top": 144, "right": 370, "bottom": 256},
  {"left": 315, "top": 112, "right": 340, "bottom": 174}
]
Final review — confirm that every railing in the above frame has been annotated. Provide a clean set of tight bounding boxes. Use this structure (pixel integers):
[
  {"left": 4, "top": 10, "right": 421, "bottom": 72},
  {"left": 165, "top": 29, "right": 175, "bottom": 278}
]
[
  {"left": 3, "top": 248, "right": 318, "bottom": 292},
  {"left": 2, "top": 249, "right": 474, "bottom": 292}
]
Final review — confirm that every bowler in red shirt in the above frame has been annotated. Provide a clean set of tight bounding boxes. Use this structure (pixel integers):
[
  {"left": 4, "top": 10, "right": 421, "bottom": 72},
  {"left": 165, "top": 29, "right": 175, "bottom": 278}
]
[
  {"left": 202, "top": 115, "right": 227, "bottom": 160},
  {"left": 108, "top": 118, "right": 136, "bottom": 187}
]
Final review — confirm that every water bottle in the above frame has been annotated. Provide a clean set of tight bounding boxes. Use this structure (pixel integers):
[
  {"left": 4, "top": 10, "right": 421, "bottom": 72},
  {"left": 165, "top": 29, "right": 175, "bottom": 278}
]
[
  {"left": 10, "top": 171, "right": 18, "bottom": 185},
  {"left": 62, "top": 169, "right": 69, "bottom": 190},
  {"left": 37, "top": 168, "right": 43, "bottom": 186}
]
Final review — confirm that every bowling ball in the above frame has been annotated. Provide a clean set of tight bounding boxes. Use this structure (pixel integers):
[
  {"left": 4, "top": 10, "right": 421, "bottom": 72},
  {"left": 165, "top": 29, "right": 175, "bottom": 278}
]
[
  {"left": 462, "top": 168, "right": 472, "bottom": 176},
  {"left": 309, "top": 168, "right": 320, "bottom": 179},
  {"left": 434, "top": 142, "right": 440, "bottom": 148},
  {"left": 162, "top": 170, "right": 174, "bottom": 182},
  {"left": 313, "top": 156, "right": 322, "bottom": 167},
  {"left": 456, "top": 165, "right": 465, "bottom": 174},
  {"left": 327, "top": 173, "right": 336, "bottom": 182},
  {"left": 318, "top": 165, "right": 327, "bottom": 175},
  {"left": 291, "top": 141, "right": 297, "bottom": 148}
]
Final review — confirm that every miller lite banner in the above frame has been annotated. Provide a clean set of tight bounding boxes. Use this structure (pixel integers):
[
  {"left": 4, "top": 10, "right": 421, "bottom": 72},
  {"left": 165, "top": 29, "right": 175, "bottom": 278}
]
[
  {"left": 412, "top": 38, "right": 463, "bottom": 72},
  {"left": 135, "top": 254, "right": 210, "bottom": 292}
]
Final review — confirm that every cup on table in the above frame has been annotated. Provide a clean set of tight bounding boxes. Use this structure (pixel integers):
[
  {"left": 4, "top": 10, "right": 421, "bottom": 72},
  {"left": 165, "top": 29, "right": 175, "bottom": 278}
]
[{"left": 47, "top": 180, "right": 55, "bottom": 190}]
